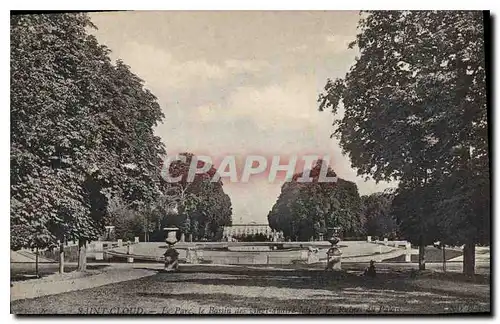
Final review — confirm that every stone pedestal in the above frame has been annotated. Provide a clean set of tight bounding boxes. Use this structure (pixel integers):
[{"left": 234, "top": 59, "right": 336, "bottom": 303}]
[
  {"left": 163, "top": 227, "right": 180, "bottom": 272},
  {"left": 405, "top": 242, "right": 412, "bottom": 262},
  {"left": 384, "top": 238, "right": 389, "bottom": 246},
  {"left": 186, "top": 247, "right": 199, "bottom": 264},
  {"left": 325, "top": 234, "right": 342, "bottom": 271},
  {"left": 117, "top": 239, "right": 123, "bottom": 247},
  {"left": 134, "top": 236, "right": 140, "bottom": 243},
  {"left": 127, "top": 244, "right": 134, "bottom": 263},
  {"left": 180, "top": 233, "right": 185, "bottom": 242},
  {"left": 367, "top": 236, "right": 372, "bottom": 242},
  {"left": 300, "top": 250, "right": 308, "bottom": 261},
  {"left": 326, "top": 246, "right": 342, "bottom": 270},
  {"left": 164, "top": 246, "right": 179, "bottom": 271},
  {"left": 307, "top": 248, "right": 320, "bottom": 264},
  {"left": 94, "top": 242, "right": 104, "bottom": 261}
]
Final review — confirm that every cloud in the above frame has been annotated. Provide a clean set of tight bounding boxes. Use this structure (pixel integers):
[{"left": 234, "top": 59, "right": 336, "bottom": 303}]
[
  {"left": 324, "top": 35, "right": 356, "bottom": 53},
  {"left": 112, "top": 41, "right": 270, "bottom": 90},
  {"left": 287, "top": 44, "right": 308, "bottom": 53},
  {"left": 89, "top": 12, "right": 396, "bottom": 223},
  {"left": 187, "top": 75, "right": 324, "bottom": 130}
]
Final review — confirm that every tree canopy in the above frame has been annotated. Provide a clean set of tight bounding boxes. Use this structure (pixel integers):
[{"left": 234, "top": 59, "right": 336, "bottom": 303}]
[
  {"left": 11, "top": 13, "right": 166, "bottom": 265},
  {"left": 318, "top": 11, "right": 489, "bottom": 273},
  {"left": 267, "top": 160, "right": 362, "bottom": 241},
  {"left": 161, "top": 153, "right": 232, "bottom": 241},
  {"left": 360, "top": 191, "right": 398, "bottom": 239}
]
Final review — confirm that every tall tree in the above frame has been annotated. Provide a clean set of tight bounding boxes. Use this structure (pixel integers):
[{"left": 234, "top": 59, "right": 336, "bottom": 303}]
[
  {"left": 11, "top": 13, "right": 104, "bottom": 271},
  {"left": 360, "top": 191, "right": 398, "bottom": 239},
  {"left": 159, "top": 153, "right": 232, "bottom": 241},
  {"left": 318, "top": 11, "right": 488, "bottom": 274},
  {"left": 268, "top": 160, "right": 362, "bottom": 241},
  {"left": 11, "top": 13, "right": 166, "bottom": 271}
]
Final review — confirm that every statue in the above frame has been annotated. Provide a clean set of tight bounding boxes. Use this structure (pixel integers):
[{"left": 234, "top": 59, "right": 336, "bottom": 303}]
[
  {"left": 163, "top": 246, "right": 179, "bottom": 271},
  {"left": 307, "top": 246, "right": 320, "bottom": 264},
  {"left": 364, "top": 260, "right": 376, "bottom": 277},
  {"left": 163, "top": 227, "right": 180, "bottom": 272},
  {"left": 186, "top": 247, "right": 199, "bottom": 264}
]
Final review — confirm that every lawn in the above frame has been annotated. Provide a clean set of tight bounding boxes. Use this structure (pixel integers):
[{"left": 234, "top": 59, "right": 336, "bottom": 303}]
[
  {"left": 384, "top": 247, "right": 463, "bottom": 263},
  {"left": 11, "top": 264, "right": 490, "bottom": 315}
]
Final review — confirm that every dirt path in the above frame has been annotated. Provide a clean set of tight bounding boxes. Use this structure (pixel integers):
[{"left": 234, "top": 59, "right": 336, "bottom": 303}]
[
  {"left": 10, "top": 266, "right": 157, "bottom": 301},
  {"left": 11, "top": 250, "right": 54, "bottom": 263}
]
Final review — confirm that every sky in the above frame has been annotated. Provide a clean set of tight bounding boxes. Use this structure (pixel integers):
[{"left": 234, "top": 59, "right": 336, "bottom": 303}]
[{"left": 89, "top": 11, "right": 395, "bottom": 224}]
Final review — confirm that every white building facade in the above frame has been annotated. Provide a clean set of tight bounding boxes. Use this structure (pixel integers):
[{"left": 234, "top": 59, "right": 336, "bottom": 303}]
[{"left": 222, "top": 223, "right": 284, "bottom": 242}]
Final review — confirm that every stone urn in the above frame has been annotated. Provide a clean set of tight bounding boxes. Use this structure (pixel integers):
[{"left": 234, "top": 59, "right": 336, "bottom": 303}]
[
  {"left": 325, "top": 229, "right": 342, "bottom": 271},
  {"left": 163, "top": 227, "right": 180, "bottom": 271},
  {"left": 328, "top": 236, "right": 340, "bottom": 246}
]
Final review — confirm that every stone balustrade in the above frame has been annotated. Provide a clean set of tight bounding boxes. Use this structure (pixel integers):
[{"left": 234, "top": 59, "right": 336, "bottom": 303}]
[{"left": 368, "top": 237, "right": 413, "bottom": 262}]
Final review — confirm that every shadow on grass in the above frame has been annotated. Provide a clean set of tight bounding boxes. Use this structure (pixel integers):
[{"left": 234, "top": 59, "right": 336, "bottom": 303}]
[
  {"left": 178, "top": 265, "right": 490, "bottom": 285},
  {"left": 149, "top": 267, "right": 490, "bottom": 301},
  {"left": 10, "top": 266, "right": 490, "bottom": 315},
  {"left": 134, "top": 290, "right": 488, "bottom": 314}
]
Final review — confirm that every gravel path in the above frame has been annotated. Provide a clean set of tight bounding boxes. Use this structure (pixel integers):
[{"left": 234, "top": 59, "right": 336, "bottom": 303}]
[
  {"left": 11, "top": 265, "right": 490, "bottom": 314},
  {"left": 10, "top": 266, "right": 157, "bottom": 301}
]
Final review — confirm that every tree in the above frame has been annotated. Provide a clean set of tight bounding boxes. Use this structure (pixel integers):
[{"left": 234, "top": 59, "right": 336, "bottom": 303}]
[
  {"left": 107, "top": 197, "right": 144, "bottom": 242},
  {"left": 161, "top": 153, "right": 232, "bottom": 241},
  {"left": 318, "top": 11, "right": 488, "bottom": 273},
  {"left": 360, "top": 191, "right": 398, "bottom": 239},
  {"left": 268, "top": 160, "right": 362, "bottom": 241},
  {"left": 11, "top": 13, "right": 102, "bottom": 272},
  {"left": 11, "top": 13, "right": 166, "bottom": 271},
  {"left": 267, "top": 181, "right": 301, "bottom": 240},
  {"left": 391, "top": 177, "right": 444, "bottom": 269}
]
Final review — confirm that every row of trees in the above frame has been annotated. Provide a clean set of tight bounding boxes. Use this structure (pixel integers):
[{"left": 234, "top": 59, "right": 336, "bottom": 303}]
[
  {"left": 267, "top": 160, "right": 399, "bottom": 241},
  {"left": 360, "top": 191, "right": 398, "bottom": 240},
  {"left": 318, "top": 11, "right": 489, "bottom": 275},
  {"left": 11, "top": 13, "right": 232, "bottom": 272},
  {"left": 268, "top": 160, "right": 361, "bottom": 240},
  {"left": 108, "top": 153, "right": 232, "bottom": 242}
]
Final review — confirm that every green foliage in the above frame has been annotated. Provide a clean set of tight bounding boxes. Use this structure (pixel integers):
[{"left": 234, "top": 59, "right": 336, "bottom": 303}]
[{"left": 267, "top": 160, "right": 362, "bottom": 241}]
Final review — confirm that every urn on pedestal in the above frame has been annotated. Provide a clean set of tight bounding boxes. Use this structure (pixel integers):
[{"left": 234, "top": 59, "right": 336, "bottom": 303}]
[
  {"left": 163, "top": 227, "right": 180, "bottom": 272},
  {"left": 325, "top": 227, "right": 342, "bottom": 271}
]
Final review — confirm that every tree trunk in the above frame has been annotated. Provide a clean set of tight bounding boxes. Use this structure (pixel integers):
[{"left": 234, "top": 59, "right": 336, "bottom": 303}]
[
  {"left": 463, "top": 241, "right": 475, "bottom": 275},
  {"left": 418, "top": 242, "right": 426, "bottom": 270},
  {"left": 59, "top": 241, "right": 65, "bottom": 274},
  {"left": 35, "top": 247, "right": 39, "bottom": 278},
  {"left": 77, "top": 239, "right": 87, "bottom": 272},
  {"left": 442, "top": 245, "right": 446, "bottom": 273}
]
